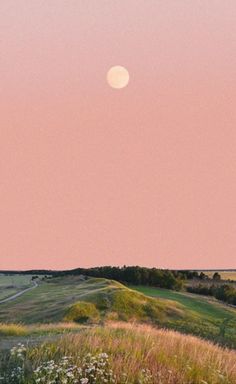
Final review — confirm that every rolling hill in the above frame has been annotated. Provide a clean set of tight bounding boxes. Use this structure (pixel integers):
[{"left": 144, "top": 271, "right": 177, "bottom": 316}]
[{"left": 0, "top": 275, "right": 235, "bottom": 347}]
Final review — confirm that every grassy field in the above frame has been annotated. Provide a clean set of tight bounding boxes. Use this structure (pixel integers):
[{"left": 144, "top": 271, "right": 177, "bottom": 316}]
[
  {"left": 203, "top": 271, "right": 236, "bottom": 281},
  {"left": 0, "top": 276, "right": 186, "bottom": 325},
  {"left": 1, "top": 323, "right": 236, "bottom": 384},
  {"left": 0, "top": 275, "right": 236, "bottom": 348},
  {"left": 131, "top": 285, "right": 235, "bottom": 319},
  {"left": 131, "top": 285, "right": 236, "bottom": 347},
  {"left": 0, "top": 274, "right": 34, "bottom": 300},
  {"left": 1, "top": 275, "right": 236, "bottom": 383}
]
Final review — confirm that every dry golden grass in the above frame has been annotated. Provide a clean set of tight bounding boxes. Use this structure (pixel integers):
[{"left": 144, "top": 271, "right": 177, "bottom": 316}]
[
  {"left": 0, "top": 322, "right": 85, "bottom": 337},
  {"left": 204, "top": 271, "right": 236, "bottom": 281},
  {"left": 27, "top": 322, "right": 236, "bottom": 384},
  {"left": 0, "top": 323, "right": 28, "bottom": 336},
  {"left": 30, "top": 322, "right": 86, "bottom": 332}
]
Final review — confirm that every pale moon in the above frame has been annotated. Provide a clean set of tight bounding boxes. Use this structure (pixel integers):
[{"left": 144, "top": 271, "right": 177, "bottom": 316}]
[{"left": 107, "top": 66, "right": 129, "bottom": 89}]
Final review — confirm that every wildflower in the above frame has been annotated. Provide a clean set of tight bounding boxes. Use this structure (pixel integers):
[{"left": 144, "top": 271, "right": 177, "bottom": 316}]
[{"left": 80, "top": 379, "right": 89, "bottom": 384}]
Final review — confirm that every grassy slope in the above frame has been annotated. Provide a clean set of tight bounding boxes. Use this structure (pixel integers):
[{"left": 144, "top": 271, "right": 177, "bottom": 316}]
[
  {"left": 131, "top": 285, "right": 235, "bottom": 319},
  {"left": 131, "top": 285, "right": 236, "bottom": 347},
  {"left": 0, "top": 275, "right": 33, "bottom": 300},
  {"left": 1, "top": 323, "right": 236, "bottom": 384},
  {"left": 0, "top": 275, "right": 235, "bottom": 347},
  {"left": 0, "top": 276, "right": 185, "bottom": 324}
]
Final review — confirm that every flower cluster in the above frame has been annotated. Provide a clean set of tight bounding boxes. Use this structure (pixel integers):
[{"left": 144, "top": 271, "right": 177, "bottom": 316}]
[
  {"left": 0, "top": 344, "right": 27, "bottom": 383},
  {"left": 138, "top": 369, "right": 153, "bottom": 384},
  {"left": 33, "top": 352, "right": 116, "bottom": 383},
  {"left": 10, "top": 343, "right": 26, "bottom": 360},
  {"left": 1, "top": 344, "right": 153, "bottom": 384}
]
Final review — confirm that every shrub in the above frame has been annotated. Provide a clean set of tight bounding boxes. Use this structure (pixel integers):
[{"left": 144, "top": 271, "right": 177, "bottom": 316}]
[
  {"left": 64, "top": 302, "right": 100, "bottom": 324},
  {"left": 110, "top": 290, "right": 146, "bottom": 320}
]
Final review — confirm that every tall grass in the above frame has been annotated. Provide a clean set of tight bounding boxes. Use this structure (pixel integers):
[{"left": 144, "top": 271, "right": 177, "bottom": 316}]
[
  {"left": 1, "top": 322, "right": 235, "bottom": 383},
  {"left": 0, "top": 322, "right": 85, "bottom": 337},
  {"left": 0, "top": 323, "right": 27, "bottom": 336}
]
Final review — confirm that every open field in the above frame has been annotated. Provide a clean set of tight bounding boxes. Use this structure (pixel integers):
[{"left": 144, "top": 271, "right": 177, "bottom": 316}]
[
  {"left": 0, "top": 274, "right": 34, "bottom": 300},
  {"left": 0, "top": 275, "right": 187, "bottom": 324},
  {"left": 131, "top": 285, "right": 235, "bottom": 318},
  {"left": 203, "top": 271, "right": 236, "bottom": 281},
  {"left": 131, "top": 285, "right": 236, "bottom": 347},
  {"left": 0, "top": 274, "right": 236, "bottom": 348},
  {"left": 0, "top": 274, "right": 236, "bottom": 383},
  {"left": 1, "top": 323, "right": 236, "bottom": 384}
]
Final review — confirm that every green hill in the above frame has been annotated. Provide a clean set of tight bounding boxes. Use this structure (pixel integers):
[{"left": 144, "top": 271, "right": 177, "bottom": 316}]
[
  {"left": 0, "top": 276, "right": 185, "bottom": 324},
  {"left": 0, "top": 275, "right": 235, "bottom": 347}
]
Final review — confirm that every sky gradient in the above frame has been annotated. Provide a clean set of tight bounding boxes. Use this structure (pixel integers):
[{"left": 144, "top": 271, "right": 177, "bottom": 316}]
[{"left": 0, "top": 1, "right": 236, "bottom": 270}]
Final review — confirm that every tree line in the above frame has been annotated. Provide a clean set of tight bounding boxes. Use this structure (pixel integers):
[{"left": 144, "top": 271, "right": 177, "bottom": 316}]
[
  {"left": 187, "top": 283, "right": 236, "bottom": 306},
  {"left": 56, "top": 266, "right": 205, "bottom": 290}
]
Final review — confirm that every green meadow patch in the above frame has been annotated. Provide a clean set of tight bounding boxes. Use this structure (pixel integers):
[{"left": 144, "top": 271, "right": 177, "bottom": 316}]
[{"left": 131, "top": 285, "right": 236, "bottom": 348}]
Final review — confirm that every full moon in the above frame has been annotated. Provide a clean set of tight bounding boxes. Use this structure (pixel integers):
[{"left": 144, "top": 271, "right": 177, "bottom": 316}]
[{"left": 107, "top": 66, "right": 129, "bottom": 89}]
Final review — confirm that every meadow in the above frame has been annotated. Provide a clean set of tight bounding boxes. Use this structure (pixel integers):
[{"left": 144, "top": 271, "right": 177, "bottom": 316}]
[
  {"left": 131, "top": 285, "right": 235, "bottom": 320},
  {"left": 0, "top": 274, "right": 236, "bottom": 383},
  {"left": 203, "top": 271, "right": 236, "bottom": 281},
  {"left": 0, "top": 275, "right": 235, "bottom": 347},
  {"left": 0, "top": 276, "right": 188, "bottom": 325},
  {"left": 1, "top": 323, "right": 236, "bottom": 384}
]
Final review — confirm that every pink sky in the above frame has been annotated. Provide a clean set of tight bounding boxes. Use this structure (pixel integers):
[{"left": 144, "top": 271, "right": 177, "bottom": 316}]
[{"left": 0, "top": 1, "right": 236, "bottom": 270}]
